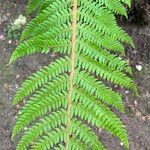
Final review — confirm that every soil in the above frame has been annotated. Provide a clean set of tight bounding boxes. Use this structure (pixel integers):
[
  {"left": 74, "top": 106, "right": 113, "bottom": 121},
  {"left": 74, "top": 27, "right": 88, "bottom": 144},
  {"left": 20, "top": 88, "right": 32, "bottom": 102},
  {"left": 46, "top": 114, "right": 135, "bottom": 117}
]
[{"left": 0, "top": 1, "right": 150, "bottom": 150}]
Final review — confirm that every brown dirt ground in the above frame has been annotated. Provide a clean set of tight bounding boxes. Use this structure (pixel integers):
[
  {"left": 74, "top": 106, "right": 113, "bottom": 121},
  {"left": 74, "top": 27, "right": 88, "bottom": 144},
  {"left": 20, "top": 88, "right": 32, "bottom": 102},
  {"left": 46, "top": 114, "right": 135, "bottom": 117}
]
[{"left": 0, "top": 1, "right": 150, "bottom": 150}]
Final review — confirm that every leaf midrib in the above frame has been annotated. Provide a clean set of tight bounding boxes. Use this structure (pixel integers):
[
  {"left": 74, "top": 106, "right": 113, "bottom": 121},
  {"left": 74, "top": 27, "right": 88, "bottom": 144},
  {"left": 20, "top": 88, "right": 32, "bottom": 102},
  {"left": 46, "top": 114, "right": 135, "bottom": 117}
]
[{"left": 65, "top": 0, "right": 78, "bottom": 150}]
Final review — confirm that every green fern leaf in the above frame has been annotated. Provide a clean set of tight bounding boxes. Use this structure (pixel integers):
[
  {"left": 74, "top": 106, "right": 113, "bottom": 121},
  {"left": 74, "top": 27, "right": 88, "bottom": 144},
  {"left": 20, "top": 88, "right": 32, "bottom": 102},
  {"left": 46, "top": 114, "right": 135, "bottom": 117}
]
[
  {"left": 16, "top": 109, "right": 66, "bottom": 150},
  {"left": 10, "top": 0, "right": 137, "bottom": 149},
  {"left": 25, "top": 0, "right": 43, "bottom": 15},
  {"left": 12, "top": 57, "right": 69, "bottom": 104}
]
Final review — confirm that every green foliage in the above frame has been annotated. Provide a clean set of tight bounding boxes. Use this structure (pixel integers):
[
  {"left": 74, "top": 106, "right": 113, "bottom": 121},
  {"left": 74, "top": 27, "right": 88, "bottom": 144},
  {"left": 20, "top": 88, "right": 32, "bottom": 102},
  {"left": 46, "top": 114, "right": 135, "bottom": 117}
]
[{"left": 10, "top": 0, "right": 137, "bottom": 149}]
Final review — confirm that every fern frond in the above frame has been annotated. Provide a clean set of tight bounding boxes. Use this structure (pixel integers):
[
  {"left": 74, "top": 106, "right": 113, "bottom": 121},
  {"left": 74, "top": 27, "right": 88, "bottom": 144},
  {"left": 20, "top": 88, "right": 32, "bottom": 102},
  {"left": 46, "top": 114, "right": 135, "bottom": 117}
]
[
  {"left": 121, "top": 0, "right": 131, "bottom": 7},
  {"left": 21, "top": 0, "right": 72, "bottom": 41},
  {"left": 72, "top": 102, "right": 128, "bottom": 147},
  {"left": 31, "top": 126, "right": 66, "bottom": 150},
  {"left": 54, "top": 139, "right": 86, "bottom": 150},
  {"left": 77, "top": 40, "right": 131, "bottom": 73},
  {"left": 10, "top": 28, "right": 70, "bottom": 63},
  {"left": 95, "top": 0, "right": 128, "bottom": 16},
  {"left": 30, "top": 10, "right": 71, "bottom": 38},
  {"left": 74, "top": 71, "right": 124, "bottom": 111},
  {"left": 12, "top": 91, "right": 67, "bottom": 138},
  {"left": 12, "top": 57, "right": 69, "bottom": 104},
  {"left": 77, "top": 55, "right": 136, "bottom": 91},
  {"left": 77, "top": 30, "right": 125, "bottom": 54},
  {"left": 69, "top": 138, "right": 87, "bottom": 150},
  {"left": 16, "top": 109, "right": 66, "bottom": 150},
  {"left": 77, "top": 5, "right": 134, "bottom": 46},
  {"left": 25, "top": 0, "right": 42, "bottom": 15},
  {"left": 71, "top": 119, "right": 105, "bottom": 150},
  {"left": 12, "top": 77, "right": 68, "bottom": 138},
  {"left": 54, "top": 144, "right": 65, "bottom": 150},
  {"left": 11, "top": 0, "right": 136, "bottom": 149}
]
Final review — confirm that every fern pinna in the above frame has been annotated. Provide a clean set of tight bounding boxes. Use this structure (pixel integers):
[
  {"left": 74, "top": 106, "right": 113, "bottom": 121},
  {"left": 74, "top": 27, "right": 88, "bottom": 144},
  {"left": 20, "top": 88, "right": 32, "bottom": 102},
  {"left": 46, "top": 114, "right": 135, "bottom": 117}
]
[{"left": 10, "top": 0, "right": 137, "bottom": 149}]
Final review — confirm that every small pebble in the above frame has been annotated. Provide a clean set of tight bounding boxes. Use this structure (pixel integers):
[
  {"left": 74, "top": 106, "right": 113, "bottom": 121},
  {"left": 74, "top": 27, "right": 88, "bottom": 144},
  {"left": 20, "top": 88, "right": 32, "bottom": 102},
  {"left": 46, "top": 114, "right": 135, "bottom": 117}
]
[
  {"left": 15, "top": 75, "right": 20, "bottom": 79},
  {"left": 133, "top": 50, "right": 137, "bottom": 54},
  {"left": 120, "top": 142, "right": 123, "bottom": 146},
  {"left": 0, "top": 34, "right": 5, "bottom": 41},
  {"left": 9, "top": 97, "right": 12, "bottom": 100},
  {"left": 8, "top": 40, "right": 12, "bottom": 44},
  {"left": 135, "top": 65, "right": 142, "bottom": 71},
  {"left": 114, "top": 85, "right": 118, "bottom": 88},
  {"left": 134, "top": 100, "right": 138, "bottom": 108},
  {"left": 135, "top": 111, "right": 142, "bottom": 117},
  {"left": 125, "top": 90, "right": 129, "bottom": 94},
  {"left": 24, "top": 127, "right": 27, "bottom": 130},
  {"left": 15, "top": 84, "right": 19, "bottom": 89},
  {"left": 98, "top": 128, "right": 102, "bottom": 133},
  {"left": 16, "top": 104, "right": 20, "bottom": 109},
  {"left": 51, "top": 52, "right": 56, "bottom": 58},
  {"left": 142, "top": 116, "right": 146, "bottom": 121}
]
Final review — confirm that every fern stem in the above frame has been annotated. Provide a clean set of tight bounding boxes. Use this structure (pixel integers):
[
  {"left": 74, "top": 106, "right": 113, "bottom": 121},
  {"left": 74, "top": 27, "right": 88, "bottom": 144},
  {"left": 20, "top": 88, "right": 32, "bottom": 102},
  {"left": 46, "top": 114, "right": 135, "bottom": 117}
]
[{"left": 65, "top": 0, "right": 77, "bottom": 149}]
